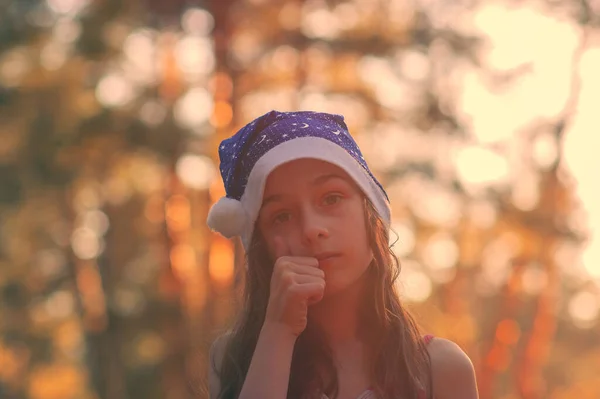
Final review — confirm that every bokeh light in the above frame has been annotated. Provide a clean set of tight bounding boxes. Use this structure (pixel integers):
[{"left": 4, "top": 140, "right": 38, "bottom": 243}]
[
  {"left": 511, "top": 168, "right": 540, "bottom": 211},
  {"left": 181, "top": 8, "right": 215, "bottom": 35},
  {"left": 532, "top": 131, "right": 559, "bottom": 170},
  {"left": 46, "top": 0, "right": 90, "bottom": 16},
  {"left": 170, "top": 244, "right": 196, "bottom": 280},
  {"left": 40, "top": 41, "right": 69, "bottom": 71},
  {"left": 123, "top": 29, "right": 159, "bottom": 86},
  {"left": 52, "top": 17, "right": 81, "bottom": 43},
  {"left": 0, "top": 47, "right": 31, "bottom": 87},
  {"left": 95, "top": 72, "right": 136, "bottom": 108},
  {"left": 139, "top": 99, "right": 168, "bottom": 126},
  {"left": 455, "top": 145, "right": 510, "bottom": 194},
  {"left": 209, "top": 237, "right": 235, "bottom": 286},
  {"left": 568, "top": 290, "right": 600, "bottom": 329},
  {"left": 399, "top": 260, "right": 433, "bottom": 303},
  {"left": 174, "top": 35, "right": 215, "bottom": 81},
  {"left": 79, "top": 210, "right": 110, "bottom": 236},
  {"left": 71, "top": 227, "right": 103, "bottom": 260},
  {"left": 423, "top": 232, "right": 459, "bottom": 283},
  {"left": 173, "top": 87, "right": 213, "bottom": 129},
  {"left": 175, "top": 154, "right": 216, "bottom": 190},
  {"left": 390, "top": 221, "right": 416, "bottom": 257},
  {"left": 521, "top": 263, "right": 549, "bottom": 296}
]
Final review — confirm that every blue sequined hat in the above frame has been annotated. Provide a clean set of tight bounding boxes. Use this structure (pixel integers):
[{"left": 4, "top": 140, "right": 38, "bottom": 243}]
[{"left": 207, "top": 110, "right": 391, "bottom": 249}]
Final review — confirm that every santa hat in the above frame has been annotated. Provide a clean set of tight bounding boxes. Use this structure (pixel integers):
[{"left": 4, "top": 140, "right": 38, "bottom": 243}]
[{"left": 207, "top": 110, "right": 391, "bottom": 250}]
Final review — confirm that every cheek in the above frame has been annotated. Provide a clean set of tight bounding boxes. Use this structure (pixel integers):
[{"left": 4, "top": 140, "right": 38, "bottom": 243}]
[
  {"left": 345, "top": 208, "right": 369, "bottom": 242},
  {"left": 262, "top": 228, "right": 303, "bottom": 257},
  {"left": 355, "top": 243, "right": 373, "bottom": 268},
  {"left": 351, "top": 218, "right": 372, "bottom": 264}
]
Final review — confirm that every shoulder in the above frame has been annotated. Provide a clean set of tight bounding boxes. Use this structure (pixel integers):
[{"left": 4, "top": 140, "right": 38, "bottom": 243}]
[{"left": 426, "top": 337, "right": 479, "bottom": 399}]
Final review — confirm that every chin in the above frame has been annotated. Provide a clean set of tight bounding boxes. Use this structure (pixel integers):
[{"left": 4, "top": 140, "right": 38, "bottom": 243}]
[
  {"left": 322, "top": 285, "right": 339, "bottom": 298},
  {"left": 322, "top": 279, "right": 354, "bottom": 298}
]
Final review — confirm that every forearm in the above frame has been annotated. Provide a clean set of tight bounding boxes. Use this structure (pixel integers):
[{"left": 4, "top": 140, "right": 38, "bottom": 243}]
[{"left": 238, "top": 322, "right": 297, "bottom": 399}]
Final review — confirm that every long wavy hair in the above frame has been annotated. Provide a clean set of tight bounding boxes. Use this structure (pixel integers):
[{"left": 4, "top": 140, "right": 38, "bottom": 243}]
[{"left": 213, "top": 197, "right": 431, "bottom": 398}]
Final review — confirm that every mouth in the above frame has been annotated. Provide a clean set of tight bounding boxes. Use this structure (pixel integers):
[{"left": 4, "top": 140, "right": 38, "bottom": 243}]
[{"left": 315, "top": 252, "right": 341, "bottom": 263}]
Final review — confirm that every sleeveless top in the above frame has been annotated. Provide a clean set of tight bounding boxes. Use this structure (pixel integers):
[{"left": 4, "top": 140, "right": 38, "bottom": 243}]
[{"left": 320, "top": 334, "right": 435, "bottom": 399}]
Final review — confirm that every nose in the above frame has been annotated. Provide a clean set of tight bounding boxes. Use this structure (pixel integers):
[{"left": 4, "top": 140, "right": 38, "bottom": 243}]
[{"left": 300, "top": 206, "right": 329, "bottom": 246}]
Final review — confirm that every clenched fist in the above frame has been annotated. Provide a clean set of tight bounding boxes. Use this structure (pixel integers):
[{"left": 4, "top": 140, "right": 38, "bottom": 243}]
[{"left": 264, "top": 237, "right": 326, "bottom": 337}]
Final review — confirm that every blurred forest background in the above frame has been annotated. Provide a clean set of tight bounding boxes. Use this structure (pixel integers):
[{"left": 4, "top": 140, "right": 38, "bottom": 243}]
[{"left": 1, "top": 0, "right": 600, "bottom": 398}]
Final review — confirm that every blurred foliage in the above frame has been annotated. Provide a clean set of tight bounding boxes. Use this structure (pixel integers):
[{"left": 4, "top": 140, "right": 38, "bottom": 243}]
[{"left": 1, "top": 1, "right": 600, "bottom": 399}]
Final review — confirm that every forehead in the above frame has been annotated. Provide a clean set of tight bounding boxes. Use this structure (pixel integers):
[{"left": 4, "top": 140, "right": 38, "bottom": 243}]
[{"left": 263, "top": 159, "right": 353, "bottom": 195}]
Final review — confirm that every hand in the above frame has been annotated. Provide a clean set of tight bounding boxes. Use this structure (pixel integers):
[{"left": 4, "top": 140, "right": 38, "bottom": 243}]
[{"left": 264, "top": 237, "right": 326, "bottom": 337}]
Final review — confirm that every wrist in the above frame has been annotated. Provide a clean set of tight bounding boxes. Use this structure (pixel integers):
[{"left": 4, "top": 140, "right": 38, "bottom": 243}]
[
  {"left": 260, "top": 321, "right": 299, "bottom": 343},
  {"left": 239, "top": 321, "right": 297, "bottom": 399}
]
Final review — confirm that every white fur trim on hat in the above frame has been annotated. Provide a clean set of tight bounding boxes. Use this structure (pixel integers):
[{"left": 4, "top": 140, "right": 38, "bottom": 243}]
[{"left": 207, "top": 196, "right": 249, "bottom": 239}]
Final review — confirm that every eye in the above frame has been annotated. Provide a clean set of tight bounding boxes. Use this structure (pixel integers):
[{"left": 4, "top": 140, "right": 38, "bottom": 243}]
[
  {"left": 272, "top": 211, "right": 291, "bottom": 225},
  {"left": 323, "top": 193, "right": 343, "bottom": 206}
]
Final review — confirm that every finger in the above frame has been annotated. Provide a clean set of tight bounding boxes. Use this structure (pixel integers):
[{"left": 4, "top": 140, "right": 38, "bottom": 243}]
[
  {"left": 307, "top": 295, "right": 324, "bottom": 306},
  {"left": 307, "top": 287, "right": 325, "bottom": 306},
  {"left": 292, "top": 282, "right": 325, "bottom": 305},
  {"left": 273, "top": 236, "right": 291, "bottom": 260},
  {"left": 279, "top": 261, "right": 324, "bottom": 278},
  {"left": 291, "top": 274, "right": 325, "bottom": 285},
  {"left": 292, "top": 281, "right": 325, "bottom": 299},
  {"left": 285, "top": 256, "right": 319, "bottom": 268}
]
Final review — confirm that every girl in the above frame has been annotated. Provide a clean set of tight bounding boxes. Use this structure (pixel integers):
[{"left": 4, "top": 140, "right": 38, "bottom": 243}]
[{"left": 207, "top": 110, "right": 478, "bottom": 399}]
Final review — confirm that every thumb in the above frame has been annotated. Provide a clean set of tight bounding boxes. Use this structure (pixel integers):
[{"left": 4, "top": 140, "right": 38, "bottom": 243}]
[{"left": 273, "top": 236, "right": 291, "bottom": 260}]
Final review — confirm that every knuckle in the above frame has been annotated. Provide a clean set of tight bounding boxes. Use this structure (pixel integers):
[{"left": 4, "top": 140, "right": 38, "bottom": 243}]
[
  {"left": 274, "top": 258, "right": 285, "bottom": 269},
  {"left": 278, "top": 256, "right": 290, "bottom": 264},
  {"left": 274, "top": 259, "right": 290, "bottom": 274},
  {"left": 281, "top": 271, "right": 295, "bottom": 286}
]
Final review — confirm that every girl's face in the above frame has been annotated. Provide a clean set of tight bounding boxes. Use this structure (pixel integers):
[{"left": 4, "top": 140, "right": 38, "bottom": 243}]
[{"left": 257, "top": 159, "right": 373, "bottom": 297}]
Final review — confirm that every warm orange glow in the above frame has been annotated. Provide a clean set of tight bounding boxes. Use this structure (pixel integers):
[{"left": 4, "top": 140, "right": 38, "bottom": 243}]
[
  {"left": 495, "top": 319, "right": 521, "bottom": 345},
  {"left": 54, "top": 320, "right": 83, "bottom": 354},
  {"left": 209, "top": 235, "right": 235, "bottom": 286},
  {"left": 158, "top": 33, "right": 183, "bottom": 102},
  {"left": 184, "top": 281, "right": 208, "bottom": 313},
  {"left": 448, "top": 314, "right": 478, "bottom": 342},
  {"left": 28, "top": 364, "right": 86, "bottom": 399},
  {"left": 209, "top": 177, "right": 226, "bottom": 203},
  {"left": 210, "top": 100, "right": 233, "bottom": 128},
  {"left": 77, "top": 266, "right": 98, "bottom": 296},
  {"left": 485, "top": 343, "right": 510, "bottom": 371},
  {"left": 165, "top": 195, "right": 191, "bottom": 232},
  {"left": 170, "top": 244, "right": 196, "bottom": 280},
  {"left": 0, "top": 342, "right": 29, "bottom": 383},
  {"left": 210, "top": 72, "right": 233, "bottom": 100},
  {"left": 144, "top": 194, "right": 165, "bottom": 224},
  {"left": 75, "top": 264, "right": 107, "bottom": 331},
  {"left": 176, "top": 154, "right": 216, "bottom": 190},
  {"left": 134, "top": 332, "right": 166, "bottom": 365}
]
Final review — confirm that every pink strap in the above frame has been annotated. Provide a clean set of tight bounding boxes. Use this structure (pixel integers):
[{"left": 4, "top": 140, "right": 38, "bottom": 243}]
[{"left": 423, "top": 334, "right": 434, "bottom": 345}]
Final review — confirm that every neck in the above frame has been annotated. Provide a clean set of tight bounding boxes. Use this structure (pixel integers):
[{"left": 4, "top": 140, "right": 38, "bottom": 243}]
[{"left": 309, "top": 274, "right": 368, "bottom": 344}]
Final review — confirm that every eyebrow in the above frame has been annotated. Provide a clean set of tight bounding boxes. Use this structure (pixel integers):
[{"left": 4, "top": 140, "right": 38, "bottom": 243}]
[
  {"left": 261, "top": 173, "right": 347, "bottom": 208},
  {"left": 312, "top": 173, "right": 346, "bottom": 186}
]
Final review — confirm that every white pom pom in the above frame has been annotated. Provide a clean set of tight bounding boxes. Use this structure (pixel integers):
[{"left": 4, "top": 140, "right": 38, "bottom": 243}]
[{"left": 207, "top": 197, "right": 248, "bottom": 238}]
